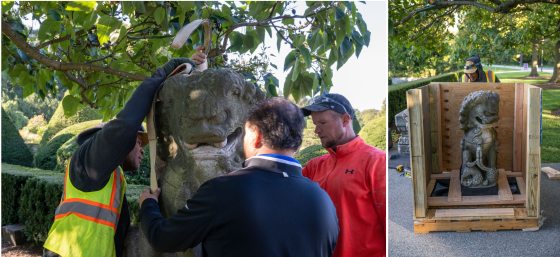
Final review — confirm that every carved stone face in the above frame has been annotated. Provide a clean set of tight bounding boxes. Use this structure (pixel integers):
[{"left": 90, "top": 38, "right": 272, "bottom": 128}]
[
  {"left": 470, "top": 100, "right": 499, "bottom": 126},
  {"left": 459, "top": 90, "right": 500, "bottom": 129},
  {"left": 154, "top": 68, "right": 265, "bottom": 220},
  {"left": 156, "top": 68, "right": 265, "bottom": 167}
]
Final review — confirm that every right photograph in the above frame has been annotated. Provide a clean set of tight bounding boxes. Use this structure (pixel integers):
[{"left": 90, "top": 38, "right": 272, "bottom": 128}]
[{"left": 387, "top": 1, "right": 560, "bottom": 257}]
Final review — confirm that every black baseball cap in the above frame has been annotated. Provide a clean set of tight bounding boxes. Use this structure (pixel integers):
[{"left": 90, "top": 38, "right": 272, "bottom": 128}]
[
  {"left": 301, "top": 93, "right": 356, "bottom": 118},
  {"left": 76, "top": 123, "right": 148, "bottom": 146}
]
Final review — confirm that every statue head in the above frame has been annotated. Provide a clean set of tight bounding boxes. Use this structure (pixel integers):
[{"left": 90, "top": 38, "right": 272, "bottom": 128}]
[{"left": 459, "top": 90, "right": 500, "bottom": 130}]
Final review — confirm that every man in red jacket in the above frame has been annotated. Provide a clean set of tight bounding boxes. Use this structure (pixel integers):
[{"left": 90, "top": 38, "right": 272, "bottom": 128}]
[{"left": 302, "top": 93, "right": 386, "bottom": 257}]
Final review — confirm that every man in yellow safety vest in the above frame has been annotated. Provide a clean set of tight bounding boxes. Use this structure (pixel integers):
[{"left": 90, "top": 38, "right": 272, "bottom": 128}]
[
  {"left": 460, "top": 55, "right": 500, "bottom": 83},
  {"left": 42, "top": 52, "right": 207, "bottom": 257}
]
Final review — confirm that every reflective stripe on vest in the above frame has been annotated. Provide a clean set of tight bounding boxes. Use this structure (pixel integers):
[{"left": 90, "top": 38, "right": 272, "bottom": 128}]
[{"left": 54, "top": 166, "right": 124, "bottom": 230}]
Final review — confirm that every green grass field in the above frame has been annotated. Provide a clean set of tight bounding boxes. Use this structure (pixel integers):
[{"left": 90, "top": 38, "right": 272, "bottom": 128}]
[{"left": 493, "top": 70, "right": 560, "bottom": 163}]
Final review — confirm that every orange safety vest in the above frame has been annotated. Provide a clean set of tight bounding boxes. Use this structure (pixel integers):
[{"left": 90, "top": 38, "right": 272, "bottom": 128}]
[
  {"left": 43, "top": 164, "right": 126, "bottom": 257},
  {"left": 461, "top": 70, "right": 496, "bottom": 83}
]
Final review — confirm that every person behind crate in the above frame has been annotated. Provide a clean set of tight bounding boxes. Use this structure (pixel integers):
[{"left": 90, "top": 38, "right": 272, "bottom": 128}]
[
  {"left": 301, "top": 93, "right": 386, "bottom": 257},
  {"left": 460, "top": 55, "right": 500, "bottom": 83},
  {"left": 42, "top": 49, "right": 208, "bottom": 257}
]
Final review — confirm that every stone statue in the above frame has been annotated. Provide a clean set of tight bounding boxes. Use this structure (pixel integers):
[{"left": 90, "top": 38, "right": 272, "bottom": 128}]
[
  {"left": 459, "top": 90, "right": 500, "bottom": 188},
  {"left": 125, "top": 68, "right": 265, "bottom": 257}
]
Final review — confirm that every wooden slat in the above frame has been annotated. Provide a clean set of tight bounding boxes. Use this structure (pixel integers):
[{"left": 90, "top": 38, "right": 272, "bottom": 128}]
[
  {"left": 430, "top": 172, "right": 453, "bottom": 179},
  {"left": 408, "top": 88, "right": 428, "bottom": 218},
  {"left": 414, "top": 218, "right": 539, "bottom": 234},
  {"left": 498, "top": 169, "right": 513, "bottom": 200},
  {"left": 448, "top": 170, "right": 462, "bottom": 202},
  {"left": 435, "top": 208, "right": 515, "bottom": 219},
  {"left": 438, "top": 83, "right": 516, "bottom": 172},
  {"left": 429, "top": 83, "right": 442, "bottom": 174},
  {"left": 516, "top": 177, "right": 526, "bottom": 195},
  {"left": 428, "top": 194, "right": 525, "bottom": 206},
  {"left": 541, "top": 167, "right": 560, "bottom": 180},
  {"left": 427, "top": 179, "right": 437, "bottom": 197},
  {"left": 506, "top": 171, "right": 523, "bottom": 177},
  {"left": 525, "top": 86, "right": 541, "bottom": 217},
  {"left": 513, "top": 83, "right": 525, "bottom": 172}
]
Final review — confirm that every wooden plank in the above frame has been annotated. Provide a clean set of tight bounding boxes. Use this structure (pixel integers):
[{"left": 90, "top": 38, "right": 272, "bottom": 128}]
[
  {"left": 430, "top": 172, "right": 453, "bottom": 179},
  {"left": 429, "top": 83, "right": 442, "bottom": 174},
  {"left": 427, "top": 179, "right": 437, "bottom": 197},
  {"left": 525, "top": 86, "right": 541, "bottom": 217},
  {"left": 435, "top": 208, "right": 515, "bottom": 219},
  {"left": 522, "top": 84, "right": 528, "bottom": 179},
  {"left": 498, "top": 169, "right": 514, "bottom": 200},
  {"left": 541, "top": 167, "right": 560, "bottom": 180},
  {"left": 414, "top": 218, "right": 539, "bottom": 234},
  {"left": 448, "top": 170, "right": 462, "bottom": 202},
  {"left": 428, "top": 194, "right": 525, "bottom": 206},
  {"left": 506, "top": 171, "right": 523, "bottom": 177},
  {"left": 516, "top": 177, "right": 526, "bottom": 195},
  {"left": 513, "top": 83, "right": 525, "bottom": 172},
  {"left": 408, "top": 88, "right": 428, "bottom": 218},
  {"left": 438, "top": 83, "right": 516, "bottom": 172}
]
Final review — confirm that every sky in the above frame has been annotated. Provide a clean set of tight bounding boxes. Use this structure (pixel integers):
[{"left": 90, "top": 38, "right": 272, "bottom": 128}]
[{"left": 268, "top": 1, "right": 388, "bottom": 111}]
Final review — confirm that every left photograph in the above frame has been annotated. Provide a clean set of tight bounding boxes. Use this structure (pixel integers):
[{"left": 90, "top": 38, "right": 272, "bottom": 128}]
[{"left": 1, "top": 1, "right": 387, "bottom": 257}]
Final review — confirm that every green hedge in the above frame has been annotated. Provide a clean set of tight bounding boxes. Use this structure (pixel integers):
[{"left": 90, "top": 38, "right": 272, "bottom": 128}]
[
  {"left": 359, "top": 114, "right": 386, "bottom": 151},
  {"left": 40, "top": 101, "right": 102, "bottom": 145},
  {"left": 388, "top": 71, "right": 461, "bottom": 127},
  {"left": 295, "top": 144, "right": 328, "bottom": 166},
  {"left": 1, "top": 163, "right": 146, "bottom": 244},
  {"left": 1, "top": 108, "right": 33, "bottom": 166},
  {"left": 34, "top": 120, "right": 101, "bottom": 171}
]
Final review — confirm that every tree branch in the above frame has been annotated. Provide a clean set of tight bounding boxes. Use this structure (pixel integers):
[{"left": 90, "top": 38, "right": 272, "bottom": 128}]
[
  {"left": 36, "top": 29, "right": 88, "bottom": 49},
  {"left": 398, "top": 0, "right": 560, "bottom": 25},
  {"left": 2, "top": 20, "right": 148, "bottom": 81}
]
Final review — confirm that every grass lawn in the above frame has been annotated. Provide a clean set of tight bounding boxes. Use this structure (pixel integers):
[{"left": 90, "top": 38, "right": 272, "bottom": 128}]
[{"left": 494, "top": 70, "right": 560, "bottom": 162}]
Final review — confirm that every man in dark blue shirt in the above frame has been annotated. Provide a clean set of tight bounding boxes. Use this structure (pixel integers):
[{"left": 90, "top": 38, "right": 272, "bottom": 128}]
[{"left": 139, "top": 97, "right": 339, "bottom": 257}]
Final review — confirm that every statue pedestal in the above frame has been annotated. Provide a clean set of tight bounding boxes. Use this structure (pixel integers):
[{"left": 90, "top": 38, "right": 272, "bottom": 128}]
[
  {"left": 395, "top": 109, "right": 409, "bottom": 155},
  {"left": 406, "top": 82, "right": 542, "bottom": 233}
]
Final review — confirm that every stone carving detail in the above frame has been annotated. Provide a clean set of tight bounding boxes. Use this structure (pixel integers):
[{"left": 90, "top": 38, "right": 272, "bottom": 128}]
[
  {"left": 395, "top": 109, "right": 409, "bottom": 154},
  {"left": 126, "top": 68, "right": 264, "bottom": 257},
  {"left": 459, "top": 90, "right": 500, "bottom": 188}
]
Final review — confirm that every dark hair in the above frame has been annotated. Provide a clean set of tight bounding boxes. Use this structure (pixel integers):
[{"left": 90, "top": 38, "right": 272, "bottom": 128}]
[{"left": 246, "top": 97, "right": 305, "bottom": 151}]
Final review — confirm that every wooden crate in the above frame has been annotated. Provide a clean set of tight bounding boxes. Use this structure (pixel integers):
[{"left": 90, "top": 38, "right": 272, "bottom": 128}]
[{"left": 407, "top": 83, "right": 542, "bottom": 233}]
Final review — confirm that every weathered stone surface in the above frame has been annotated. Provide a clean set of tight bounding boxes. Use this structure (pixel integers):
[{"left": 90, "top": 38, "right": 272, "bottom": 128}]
[
  {"left": 126, "top": 68, "right": 264, "bottom": 257},
  {"left": 459, "top": 90, "right": 500, "bottom": 188},
  {"left": 395, "top": 109, "right": 409, "bottom": 154}
]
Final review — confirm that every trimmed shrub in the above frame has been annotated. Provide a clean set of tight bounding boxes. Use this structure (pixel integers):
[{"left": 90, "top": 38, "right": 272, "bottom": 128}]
[
  {"left": 2, "top": 108, "right": 33, "bottom": 166},
  {"left": 35, "top": 120, "right": 102, "bottom": 170},
  {"left": 1, "top": 163, "right": 148, "bottom": 243},
  {"left": 360, "top": 114, "right": 386, "bottom": 151},
  {"left": 388, "top": 71, "right": 461, "bottom": 127},
  {"left": 295, "top": 144, "right": 328, "bottom": 166},
  {"left": 40, "top": 102, "right": 102, "bottom": 145}
]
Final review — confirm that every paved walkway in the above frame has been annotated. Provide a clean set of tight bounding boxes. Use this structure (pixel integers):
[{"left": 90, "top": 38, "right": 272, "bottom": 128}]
[
  {"left": 488, "top": 64, "right": 553, "bottom": 74},
  {"left": 388, "top": 149, "right": 560, "bottom": 257}
]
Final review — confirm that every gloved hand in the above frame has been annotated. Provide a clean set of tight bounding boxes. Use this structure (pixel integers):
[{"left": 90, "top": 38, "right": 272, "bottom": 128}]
[{"left": 141, "top": 58, "right": 196, "bottom": 88}]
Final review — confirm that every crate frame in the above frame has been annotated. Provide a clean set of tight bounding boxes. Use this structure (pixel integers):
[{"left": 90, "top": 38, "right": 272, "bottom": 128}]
[{"left": 407, "top": 82, "right": 542, "bottom": 233}]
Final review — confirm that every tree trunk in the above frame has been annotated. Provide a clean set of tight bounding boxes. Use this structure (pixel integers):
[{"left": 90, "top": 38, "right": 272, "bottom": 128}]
[
  {"left": 529, "top": 41, "right": 540, "bottom": 77},
  {"left": 550, "top": 39, "right": 560, "bottom": 83}
]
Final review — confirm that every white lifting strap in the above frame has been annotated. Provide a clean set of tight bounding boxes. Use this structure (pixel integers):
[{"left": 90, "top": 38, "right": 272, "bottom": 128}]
[{"left": 148, "top": 19, "right": 211, "bottom": 192}]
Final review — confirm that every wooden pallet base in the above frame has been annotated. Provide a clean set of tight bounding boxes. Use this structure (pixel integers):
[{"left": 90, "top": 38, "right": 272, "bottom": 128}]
[{"left": 414, "top": 208, "right": 541, "bottom": 233}]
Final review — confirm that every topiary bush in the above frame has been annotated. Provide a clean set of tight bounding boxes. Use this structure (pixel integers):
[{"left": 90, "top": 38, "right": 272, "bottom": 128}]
[
  {"left": 2, "top": 163, "right": 147, "bottom": 243},
  {"left": 40, "top": 101, "right": 102, "bottom": 145},
  {"left": 388, "top": 71, "right": 461, "bottom": 128},
  {"left": 35, "top": 120, "right": 102, "bottom": 171},
  {"left": 359, "top": 114, "right": 386, "bottom": 151},
  {"left": 295, "top": 144, "right": 328, "bottom": 166},
  {"left": 2, "top": 108, "right": 33, "bottom": 167}
]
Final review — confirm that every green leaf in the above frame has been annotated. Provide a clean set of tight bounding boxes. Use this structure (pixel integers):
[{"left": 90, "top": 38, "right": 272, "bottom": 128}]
[
  {"left": 363, "top": 30, "right": 371, "bottom": 46},
  {"left": 96, "top": 15, "right": 122, "bottom": 45},
  {"left": 337, "top": 36, "right": 354, "bottom": 69},
  {"left": 309, "top": 29, "right": 323, "bottom": 51},
  {"left": 122, "top": 2, "right": 135, "bottom": 16},
  {"left": 264, "top": 73, "right": 279, "bottom": 97},
  {"left": 327, "top": 47, "right": 338, "bottom": 66},
  {"left": 65, "top": 1, "right": 96, "bottom": 12},
  {"left": 244, "top": 30, "right": 258, "bottom": 53},
  {"left": 62, "top": 95, "right": 81, "bottom": 117},
  {"left": 282, "top": 18, "right": 294, "bottom": 25},
  {"left": 335, "top": 7, "right": 345, "bottom": 20},
  {"left": 256, "top": 27, "right": 266, "bottom": 42},
  {"left": 283, "top": 73, "right": 293, "bottom": 98},
  {"left": 293, "top": 34, "right": 305, "bottom": 47},
  {"left": 298, "top": 46, "right": 312, "bottom": 67},
  {"left": 291, "top": 60, "right": 300, "bottom": 82},
  {"left": 1, "top": 1, "right": 14, "bottom": 13},
  {"left": 228, "top": 31, "right": 244, "bottom": 52},
  {"left": 154, "top": 7, "right": 166, "bottom": 26},
  {"left": 284, "top": 50, "right": 296, "bottom": 72},
  {"left": 277, "top": 31, "right": 283, "bottom": 51},
  {"left": 38, "top": 18, "right": 60, "bottom": 41}
]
